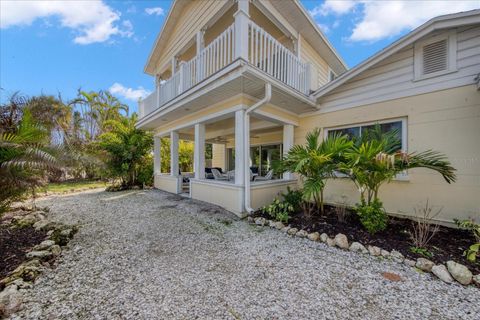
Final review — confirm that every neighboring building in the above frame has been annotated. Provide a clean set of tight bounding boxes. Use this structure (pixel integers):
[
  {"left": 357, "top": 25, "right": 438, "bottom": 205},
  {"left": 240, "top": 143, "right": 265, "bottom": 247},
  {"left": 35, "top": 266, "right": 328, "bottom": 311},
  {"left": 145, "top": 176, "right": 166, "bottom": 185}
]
[{"left": 137, "top": 0, "right": 480, "bottom": 225}]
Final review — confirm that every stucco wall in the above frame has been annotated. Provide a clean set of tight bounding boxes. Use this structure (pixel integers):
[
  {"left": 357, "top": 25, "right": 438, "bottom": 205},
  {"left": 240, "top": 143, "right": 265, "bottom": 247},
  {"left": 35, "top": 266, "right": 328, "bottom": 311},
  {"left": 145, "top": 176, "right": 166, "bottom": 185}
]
[
  {"left": 297, "top": 84, "right": 480, "bottom": 224},
  {"left": 154, "top": 174, "right": 182, "bottom": 194}
]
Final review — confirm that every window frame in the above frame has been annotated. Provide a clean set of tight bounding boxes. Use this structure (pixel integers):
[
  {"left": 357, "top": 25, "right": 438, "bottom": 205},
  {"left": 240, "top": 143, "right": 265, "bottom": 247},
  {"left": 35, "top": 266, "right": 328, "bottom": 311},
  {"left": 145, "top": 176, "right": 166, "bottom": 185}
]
[
  {"left": 324, "top": 117, "right": 409, "bottom": 180},
  {"left": 414, "top": 30, "right": 457, "bottom": 81}
]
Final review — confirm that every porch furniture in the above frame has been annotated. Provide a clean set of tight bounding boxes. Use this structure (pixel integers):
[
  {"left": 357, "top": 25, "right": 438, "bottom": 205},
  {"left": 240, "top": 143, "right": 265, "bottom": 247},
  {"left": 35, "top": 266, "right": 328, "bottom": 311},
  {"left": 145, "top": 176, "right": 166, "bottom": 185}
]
[
  {"left": 205, "top": 167, "right": 224, "bottom": 179},
  {"left": 227, "top": 170, "right": 235, "bottom": 181},
  {"left": 212, "top": 168, "right": 228, "bottom": 180},
  {"left": 255, "top": 170, "right": 273, "bottom": 181}
]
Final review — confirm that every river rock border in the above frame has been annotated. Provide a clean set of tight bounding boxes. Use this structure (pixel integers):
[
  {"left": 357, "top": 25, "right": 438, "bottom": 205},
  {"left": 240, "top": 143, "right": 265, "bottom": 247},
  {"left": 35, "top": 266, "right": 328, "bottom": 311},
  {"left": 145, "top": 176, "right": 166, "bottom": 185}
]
[
  {"left": 248, "top": 216, "right": 479, "bottom": 288},
  {"left": 0, "top": 208, "right": 78, "bottom": 318}
]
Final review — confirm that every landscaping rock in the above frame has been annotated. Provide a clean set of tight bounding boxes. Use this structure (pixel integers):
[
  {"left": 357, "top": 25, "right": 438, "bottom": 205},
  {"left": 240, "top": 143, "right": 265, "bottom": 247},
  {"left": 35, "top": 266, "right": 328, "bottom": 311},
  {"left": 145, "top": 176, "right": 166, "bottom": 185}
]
[
  {"left": 404, "top": 259, "right": 416, "bottom": 267},
  {"left": 14, "top": 214, "right": 37, "bottom": 228},
  {"left": 416, "top": 258, "right": 434, "bottom": 272},
  {"left": 326, "top": 238, "right": 335, "bottom": 247},
  {"left": 367, "top": 245, "right": 381, "bottom": 256},
  {"left": 26, "top": 250, "right": 52, "bottom": 261},
  {"left": 380, "top": 249, "right": 390, "bottom": 257},
  {"left": 274, "top": 221, "right": 285, "bottom": 230},
  {"left": 254, "top": 217, "right": 266, "bottom": 226},
  {"left": 50, "top": 228, "right": 74, "bottom": 246},
  {"left": 446, "top": 261, "right": 472, "bottom": 285},
  {"left": 473, "top": 274, "right": 480, "bottom": 287},
  {"left": 296, "top": 230, "right": 308, "bottom": 238},
  {"left": 287, "top": 228, "right": 298, "bottom": 236},
  {"left": 268, "top": 220, "right": 276, "bottom": 228},
  {"left": 33, "top": 220, "right": 49, "bottom": 231},
  {"left": 320, "top": 233, "right": 328, "bottom": 243},
  {"left": 8, "top": 279, "right": 33, "bottom": 290},
  {"left": 33, "top": 240, "right": 55, "bottom": 251},
  {"left": 281, "top": 226, "right": 290, "bottom": 233},
  {"left": 431, "top": 265, "right": 454, "bottom": 284},
  {"left": 349, "top": 242, "right": 368, "bottom": 254},
  {"left": 334, "top": 233, "right": 349, "bottom": 249},
  {"left": 246, "top": 216, "right": 254, "bottom": 223},
  {"left": 0, "top": 284, "right": 22, "bottom": 318},
  {"left": 49, "top": 245, "right": 62, "bottom": 256},
  {"left": 307, "top": 232, "right": 320, "bottom": 242},
  {"left": 390, "top": 250, "right": 405, "bottom": 263}
]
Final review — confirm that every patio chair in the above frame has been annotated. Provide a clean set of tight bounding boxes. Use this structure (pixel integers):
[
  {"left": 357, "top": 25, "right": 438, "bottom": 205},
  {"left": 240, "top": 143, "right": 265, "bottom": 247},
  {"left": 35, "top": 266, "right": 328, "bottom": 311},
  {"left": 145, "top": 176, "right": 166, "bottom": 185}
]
[
  {"left": 255, "top": 170, "right": 273, "bottom": 181},
  {"left": 212, "top": 168, "right": 228, "bottom": 180},
  {"left": 227, "top": 170, "right": 235, "bottom": 181}
]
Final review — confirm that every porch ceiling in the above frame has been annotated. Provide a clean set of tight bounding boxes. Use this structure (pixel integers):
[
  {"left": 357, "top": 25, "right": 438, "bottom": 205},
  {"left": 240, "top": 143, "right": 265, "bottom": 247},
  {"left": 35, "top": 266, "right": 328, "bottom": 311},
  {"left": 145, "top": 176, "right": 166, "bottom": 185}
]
[{"left": 137, "top": 64, "right": 317, "bottom": 130}]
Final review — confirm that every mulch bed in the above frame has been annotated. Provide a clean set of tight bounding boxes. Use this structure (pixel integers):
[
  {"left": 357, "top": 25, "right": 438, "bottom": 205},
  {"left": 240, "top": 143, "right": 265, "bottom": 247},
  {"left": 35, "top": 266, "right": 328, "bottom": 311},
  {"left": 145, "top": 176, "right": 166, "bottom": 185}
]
[
  {"left": 254, "top": 205, "right": 479, "bottom": 274},
  {"left": 0, "top": 225, "right": 47, "bottom": 278}
]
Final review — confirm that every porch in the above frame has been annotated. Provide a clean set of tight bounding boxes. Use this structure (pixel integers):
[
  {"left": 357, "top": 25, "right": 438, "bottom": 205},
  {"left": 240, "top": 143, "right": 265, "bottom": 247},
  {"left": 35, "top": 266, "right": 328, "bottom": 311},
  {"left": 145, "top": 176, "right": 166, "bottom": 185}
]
[{"left": 152, "top": 101, "right": 298, "bottom": 216}]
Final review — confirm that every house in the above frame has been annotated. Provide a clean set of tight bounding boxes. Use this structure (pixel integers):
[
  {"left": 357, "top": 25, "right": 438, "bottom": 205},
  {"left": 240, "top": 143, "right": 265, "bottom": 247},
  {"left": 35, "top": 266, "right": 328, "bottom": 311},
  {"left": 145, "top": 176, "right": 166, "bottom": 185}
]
[{"left": 136, "top": 0, "right": 480, "bottom": 225}]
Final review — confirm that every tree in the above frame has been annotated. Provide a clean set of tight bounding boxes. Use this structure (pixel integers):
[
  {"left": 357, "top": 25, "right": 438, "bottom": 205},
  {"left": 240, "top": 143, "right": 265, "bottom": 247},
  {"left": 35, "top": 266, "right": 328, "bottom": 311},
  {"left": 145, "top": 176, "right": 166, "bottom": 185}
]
[
  {"left": 97, "top": 113, "right": 153, "bottom": 187},
  {"left": 277, "top": 128, "right": 352, "bottom": 215}
]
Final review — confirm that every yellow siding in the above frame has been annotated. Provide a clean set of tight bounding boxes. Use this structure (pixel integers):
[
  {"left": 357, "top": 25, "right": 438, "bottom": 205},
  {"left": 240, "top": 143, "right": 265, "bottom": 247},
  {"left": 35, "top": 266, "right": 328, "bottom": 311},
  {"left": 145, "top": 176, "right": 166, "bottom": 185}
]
[
  {"left": 212, "top": 144, "right": 226, "bottom": 169},
  {"left": 297, "top": 84, "right": 480, "bottom": 224},
  {"left": 300, "top": 35, "right": 329, "bottom": 89}
]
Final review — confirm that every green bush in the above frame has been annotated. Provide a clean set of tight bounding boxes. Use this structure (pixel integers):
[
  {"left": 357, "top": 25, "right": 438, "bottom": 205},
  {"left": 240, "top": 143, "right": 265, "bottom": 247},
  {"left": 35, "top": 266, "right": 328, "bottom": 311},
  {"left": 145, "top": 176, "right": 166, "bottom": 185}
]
[
  {"left": 280, "top": 187, "right": 303, "bottom": 212},
  {"left": 355, "top": 199, "right": 388, "bottom": 234},
  {"left": 261, "top": 198, "right": 293, "bottom": 224},
  {"left": 454, "top": 219, "right": 480, "bottom": 262},
  {"left": 137, "top": 154, "right": 154, "bottom": 187}
]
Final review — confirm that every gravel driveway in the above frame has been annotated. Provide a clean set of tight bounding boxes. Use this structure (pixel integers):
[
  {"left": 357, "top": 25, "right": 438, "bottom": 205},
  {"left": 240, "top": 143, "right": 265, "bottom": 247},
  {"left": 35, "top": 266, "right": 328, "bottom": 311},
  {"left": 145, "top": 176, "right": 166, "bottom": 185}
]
[{"left": 10, "top": 189, "right": 479, "bottom": 319}]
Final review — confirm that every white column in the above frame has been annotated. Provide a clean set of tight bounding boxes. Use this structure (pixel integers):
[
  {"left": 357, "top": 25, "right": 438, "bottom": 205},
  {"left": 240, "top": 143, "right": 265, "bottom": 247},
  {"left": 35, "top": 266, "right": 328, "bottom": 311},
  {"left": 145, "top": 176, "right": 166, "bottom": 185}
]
[
  {"left": 170, "top": 131, "right": 179, "bottom": 176},
  {"left": 196, "top": 30, "right": 204, "bottom": 55},
  {"left": 154, "top": 136, "right": 161, "bottom": 174},
  {"left": 283, "top": 124, "right": 294, "bottom": 179},
  {"left": 194, "top": 123, "right": 206, "bottom": 179},
  {"left": 234, "top": 0, "right": 249, "bottom": 61},
  {"left": 234, "top": 110, "right": 245, "bottom": 185}
]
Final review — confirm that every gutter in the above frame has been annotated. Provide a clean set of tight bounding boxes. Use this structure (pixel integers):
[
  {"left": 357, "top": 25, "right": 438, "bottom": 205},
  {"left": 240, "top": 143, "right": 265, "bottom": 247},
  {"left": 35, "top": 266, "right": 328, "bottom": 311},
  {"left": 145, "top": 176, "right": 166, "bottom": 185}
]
[{"left": 244, "top": 83, "right": 272, "bottom": 214}]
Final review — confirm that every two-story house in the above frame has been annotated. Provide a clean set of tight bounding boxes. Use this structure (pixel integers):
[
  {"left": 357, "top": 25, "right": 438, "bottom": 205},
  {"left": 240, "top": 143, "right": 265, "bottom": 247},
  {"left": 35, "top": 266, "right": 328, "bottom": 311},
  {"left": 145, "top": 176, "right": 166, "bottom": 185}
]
[{"left": 137, "top": 0, "right": 480, "bottom": 225}]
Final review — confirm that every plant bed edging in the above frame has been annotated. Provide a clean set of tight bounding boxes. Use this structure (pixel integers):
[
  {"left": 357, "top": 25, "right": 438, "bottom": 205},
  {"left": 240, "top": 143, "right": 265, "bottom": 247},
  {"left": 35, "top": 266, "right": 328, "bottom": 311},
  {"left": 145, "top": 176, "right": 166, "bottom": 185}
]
[
  {"left": 247, "top": 216, "right": 479, "bottom": 288},
  {"left": 0, "top": 208, "right": 79, "bottom": 318}
]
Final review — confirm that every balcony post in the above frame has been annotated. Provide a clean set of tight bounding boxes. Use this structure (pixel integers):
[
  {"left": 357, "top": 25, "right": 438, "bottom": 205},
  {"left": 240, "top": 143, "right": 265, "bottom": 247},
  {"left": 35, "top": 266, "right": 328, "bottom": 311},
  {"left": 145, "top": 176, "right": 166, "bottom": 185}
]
[
  {"left": 178, "top": 61, "right": 185, "bottom": 94},
  {"left": 234, "top": 0, "right": 249, "bottom": 61},
  {"left": 305, "top": 62, "right": 312, "bottom": 94},
  {"left": 196, "top": 30, "right": 205, "bottom": 82}
]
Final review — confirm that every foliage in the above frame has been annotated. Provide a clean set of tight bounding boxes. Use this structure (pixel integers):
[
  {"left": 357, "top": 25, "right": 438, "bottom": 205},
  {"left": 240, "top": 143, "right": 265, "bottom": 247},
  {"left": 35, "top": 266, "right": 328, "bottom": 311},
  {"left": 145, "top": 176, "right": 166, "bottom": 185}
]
[
  {"left": 334, "top": 194, "right": 350, "bottom": 223},
  {"left": 159, "top": 137, "right": 194, "bottom": 173},
  {"left": 0, "top": 109, "right": 60, "bottom": 213},
  {"left": 261, "top": 198, "right": 293, "bottom": 224},
  {"left": 137, "top": 154, "right": 154, "bottom": 186},
  {"left": 410, "top": 246, "right": 434, "bottom": 258},
  {"left": 280, "top": 187, "right": 303, "bottom": 213},
  {"left": 277, "top": 129, "right": 352, "bottom": 214},
  {"left": 97, "top": 113, "right": 153, "bottom": 187},
  {"left": 355, "top": 199, "right": 388, "bottom": 234},
  {"left": 342, "top": 124, "right": 456, "bottom": 206},
  {"left": 455, "top": 219, "right": 480, "bottom": 262},
  {"left": 410, "top": 200, "right": 441, "bottom": 249}
]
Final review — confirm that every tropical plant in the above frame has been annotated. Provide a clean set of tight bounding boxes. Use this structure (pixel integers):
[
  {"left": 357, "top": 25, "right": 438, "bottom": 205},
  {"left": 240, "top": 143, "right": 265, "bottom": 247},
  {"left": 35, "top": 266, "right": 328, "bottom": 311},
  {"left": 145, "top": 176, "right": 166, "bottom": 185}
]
[
  {"left": 277, "top": 129, "right": 352, "bottom": 215},
  {"left": 97, "top": 113, "right": 153, "bottom": 187},
  {"left": 455, "top": 219, "right": 480, "bottom": 262},
  {"left": 261, "top": 198, "right": 293, "bottom": 224},
  {"left": 342, "top": 124, "right": 456, "bottom": 206},
  {"left": 355, "top": 199, "right": 388, "bottom": 234},
  {"left": 410, "top": 200, "right": 441, "bottom": 249},
  {"left": 0, "top": 109, "right": 60, "bottom": 213},
  {"left": 280, "top": 187, "right": 303, "bottom": 213}
]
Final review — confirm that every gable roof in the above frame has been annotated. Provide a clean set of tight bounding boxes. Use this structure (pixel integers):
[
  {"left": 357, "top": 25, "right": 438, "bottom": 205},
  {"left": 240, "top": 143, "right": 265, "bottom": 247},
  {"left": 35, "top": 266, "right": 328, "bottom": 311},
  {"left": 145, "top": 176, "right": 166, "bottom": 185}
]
[
  {"left": 312, "top": 9, "right": 480, "bottom": 100},
  {"left": 144, "top": 0, "right": 348, "bottom": 76}
]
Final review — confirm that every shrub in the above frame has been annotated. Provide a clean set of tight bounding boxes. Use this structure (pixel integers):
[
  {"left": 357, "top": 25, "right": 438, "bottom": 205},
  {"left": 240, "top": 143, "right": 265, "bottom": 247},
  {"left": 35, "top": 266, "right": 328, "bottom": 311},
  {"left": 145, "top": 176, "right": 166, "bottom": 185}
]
[
  {"left": 410, "top": 200, "right": 441, "bottom": 249},
  {"left": 355, "top": 199, "right": 388, "bottom": 234},
  {"left": 455, "top": 218, "right": 480, "bottom": 262},
  {"left": 261, "top": 198, "right": 294, "bottom": 224},
  {"left": 280, "top": 187, "right": 303, "bottom": 212}
]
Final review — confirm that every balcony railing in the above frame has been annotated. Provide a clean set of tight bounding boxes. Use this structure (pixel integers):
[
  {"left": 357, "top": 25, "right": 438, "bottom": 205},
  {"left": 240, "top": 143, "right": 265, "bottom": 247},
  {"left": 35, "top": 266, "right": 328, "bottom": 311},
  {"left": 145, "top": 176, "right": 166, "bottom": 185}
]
[{"left": 139, "top": 20, "right": 310, "bottom": 119}]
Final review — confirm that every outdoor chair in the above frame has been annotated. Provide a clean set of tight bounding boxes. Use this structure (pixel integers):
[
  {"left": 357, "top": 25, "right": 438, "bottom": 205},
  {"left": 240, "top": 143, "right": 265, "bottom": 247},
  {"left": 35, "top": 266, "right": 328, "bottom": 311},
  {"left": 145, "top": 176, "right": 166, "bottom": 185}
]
[
  {"left": 255, "top": 170, "right": 273, "bottom": 181},
  {"left": 212, "top": 168, "right": 228, "bottom": 180}
]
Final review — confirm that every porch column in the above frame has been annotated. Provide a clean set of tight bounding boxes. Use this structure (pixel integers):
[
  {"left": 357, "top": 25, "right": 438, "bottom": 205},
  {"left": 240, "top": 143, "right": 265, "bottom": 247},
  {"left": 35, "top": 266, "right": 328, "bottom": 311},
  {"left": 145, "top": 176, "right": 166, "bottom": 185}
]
[
  {"left": 194, "top": 123, "right": 206, "bottom": 179},
  {"left": 170, "top": 131, "right": 179, "bottom": 176},
  {"left": 234, "top": 110, "right": 245, "bottom": 185},
  {"left": 283, "top": 124, "right": 294, "bottom": 179},
  {"left": 154, "top": 136, "right": 161, "bottom": 174},
  {"left": 234, "top": 0, "right": 249, "bottom": 61}
]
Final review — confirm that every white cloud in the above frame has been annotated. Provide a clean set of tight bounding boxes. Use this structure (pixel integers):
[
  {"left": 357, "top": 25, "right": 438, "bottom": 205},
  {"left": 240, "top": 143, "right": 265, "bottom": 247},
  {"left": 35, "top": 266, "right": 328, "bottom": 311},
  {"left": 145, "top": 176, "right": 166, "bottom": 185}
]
[
  {"left": 317, "top": 23, "right": 330, "bottom": 34},
  {"left": 0, "top": 0, "right": 133, "bottom": 44},
  {"left": 145, "top": 7, "right": 165, "bottom": 16},
  {"left": 109, "top": 83, "right": 151, "bottom": 101},
  {"left": 309, "top": 0, "right": 480, "bottom": 42}
]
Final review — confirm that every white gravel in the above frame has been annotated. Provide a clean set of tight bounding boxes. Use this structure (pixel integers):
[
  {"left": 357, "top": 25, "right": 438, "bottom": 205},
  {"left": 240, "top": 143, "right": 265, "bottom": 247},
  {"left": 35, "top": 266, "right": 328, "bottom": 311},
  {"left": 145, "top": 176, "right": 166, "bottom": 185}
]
[{"left": 10, "top": 189, "right": 480, "bottom": 319}]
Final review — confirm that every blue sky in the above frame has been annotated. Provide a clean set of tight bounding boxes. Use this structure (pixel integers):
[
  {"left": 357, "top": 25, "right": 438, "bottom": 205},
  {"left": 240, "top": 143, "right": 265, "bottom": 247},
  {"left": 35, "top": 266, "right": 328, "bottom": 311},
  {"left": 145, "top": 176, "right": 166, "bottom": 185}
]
[{"left": 1, "top": 0, "right": 479, "bottom": 114}]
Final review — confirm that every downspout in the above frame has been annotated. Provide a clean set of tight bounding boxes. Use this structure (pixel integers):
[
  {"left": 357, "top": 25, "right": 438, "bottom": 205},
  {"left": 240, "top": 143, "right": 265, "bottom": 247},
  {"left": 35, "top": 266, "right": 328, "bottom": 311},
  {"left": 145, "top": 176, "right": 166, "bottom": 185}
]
[{"left": 244, "top": 83, "right": 272, "bottom": 214}]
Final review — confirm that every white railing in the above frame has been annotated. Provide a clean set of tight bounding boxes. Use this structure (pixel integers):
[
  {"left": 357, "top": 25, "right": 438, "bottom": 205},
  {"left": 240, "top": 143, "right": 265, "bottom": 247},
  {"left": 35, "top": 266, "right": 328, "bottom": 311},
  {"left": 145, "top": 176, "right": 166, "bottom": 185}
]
[
  {"left": 139, "top": 20, "right": 311, "bottom": 119},
  {"left": 248, "top": 21, "right": 310, "bottom": 95}
]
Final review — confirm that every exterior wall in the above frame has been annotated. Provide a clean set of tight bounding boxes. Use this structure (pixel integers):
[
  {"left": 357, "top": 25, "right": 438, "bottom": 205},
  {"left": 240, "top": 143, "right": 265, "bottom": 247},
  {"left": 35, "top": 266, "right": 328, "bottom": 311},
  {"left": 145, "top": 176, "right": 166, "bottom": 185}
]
[
  {"left": 154, "top": 174, "right": 182, "bottom": 194},
  {"left": 250, "top": 180, "right": 298, "bottom": 209},
  {"left": 317, "top": 26, "right": 480, "bottom": 112},
  {"left": 300, "top": 35, "right": 330, "bottom": 89},
  {"left": 190, "top": 179, "right": 244, "bottom": 215},
  {"left": 297, "top": 85, "right": 480, "bottom": 224},
  {"left": 212, "top": 144, "right": 226, "bottom": 169}
]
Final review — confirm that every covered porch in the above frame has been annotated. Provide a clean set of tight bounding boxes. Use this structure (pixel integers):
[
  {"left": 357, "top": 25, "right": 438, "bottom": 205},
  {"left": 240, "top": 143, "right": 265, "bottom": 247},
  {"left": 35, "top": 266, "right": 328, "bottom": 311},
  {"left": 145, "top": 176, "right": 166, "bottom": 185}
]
[{"left": 153, "top": 96, "right": 297, "bottom": 216}]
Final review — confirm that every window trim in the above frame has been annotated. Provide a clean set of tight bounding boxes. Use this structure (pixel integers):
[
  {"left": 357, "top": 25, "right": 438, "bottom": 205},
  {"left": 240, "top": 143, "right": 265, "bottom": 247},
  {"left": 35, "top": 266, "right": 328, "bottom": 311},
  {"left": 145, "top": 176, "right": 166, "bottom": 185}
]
[
  {"left": 324, "top": 117, "right": 409, "bottom": 181},
  {"left": 414, "top": 30, "right": 457, "bottom": 81}
]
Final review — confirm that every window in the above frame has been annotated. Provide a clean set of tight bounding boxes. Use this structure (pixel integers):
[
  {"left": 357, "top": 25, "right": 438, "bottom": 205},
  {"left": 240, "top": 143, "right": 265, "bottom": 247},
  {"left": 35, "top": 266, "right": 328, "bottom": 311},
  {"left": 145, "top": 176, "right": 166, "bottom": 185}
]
[
  {"left": 414, "top": 31, "right": 457, "bottom": 80},
  {"left": 327, "top": 119, "right": 406, "bottom": 152}
]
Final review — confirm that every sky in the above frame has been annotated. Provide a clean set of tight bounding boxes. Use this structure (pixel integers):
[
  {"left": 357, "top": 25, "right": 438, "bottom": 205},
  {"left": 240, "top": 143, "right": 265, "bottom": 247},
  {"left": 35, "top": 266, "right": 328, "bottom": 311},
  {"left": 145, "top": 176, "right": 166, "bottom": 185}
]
[{"left": 1, "top": 0, "right": 479, "bottom": 114}]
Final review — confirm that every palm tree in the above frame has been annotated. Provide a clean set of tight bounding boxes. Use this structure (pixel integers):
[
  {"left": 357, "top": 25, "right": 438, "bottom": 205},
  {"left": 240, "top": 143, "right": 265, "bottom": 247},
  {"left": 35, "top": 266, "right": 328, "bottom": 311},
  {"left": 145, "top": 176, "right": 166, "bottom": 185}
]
[
  {"left": 342, "top": 125, "right": 456, "bottom": 205},
  {"left": 278, "top": 128, "right": 352, "bottom": 215}
]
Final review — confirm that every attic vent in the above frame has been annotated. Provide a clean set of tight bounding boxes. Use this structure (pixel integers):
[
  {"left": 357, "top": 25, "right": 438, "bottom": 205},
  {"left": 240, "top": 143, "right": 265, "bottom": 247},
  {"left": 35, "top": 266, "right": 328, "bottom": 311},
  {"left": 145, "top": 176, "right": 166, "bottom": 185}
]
[{"left": 422, "top": 39, "right": 448, "bottom": 75}]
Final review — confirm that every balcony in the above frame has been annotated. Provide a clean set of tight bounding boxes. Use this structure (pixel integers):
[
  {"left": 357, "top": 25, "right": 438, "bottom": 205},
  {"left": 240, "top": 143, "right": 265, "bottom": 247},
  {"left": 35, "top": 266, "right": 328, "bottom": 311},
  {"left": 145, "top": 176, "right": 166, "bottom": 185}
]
[{"left": 139, "top": 19, "right": 311, "bottom": 119}]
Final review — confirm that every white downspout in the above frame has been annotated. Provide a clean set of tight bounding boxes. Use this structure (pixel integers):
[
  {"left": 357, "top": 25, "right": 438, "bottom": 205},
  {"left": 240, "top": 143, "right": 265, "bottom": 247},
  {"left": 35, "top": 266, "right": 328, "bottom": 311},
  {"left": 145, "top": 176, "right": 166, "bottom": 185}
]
[{"left": 244, "top": 83, "right": 272, "bottom": 214}]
